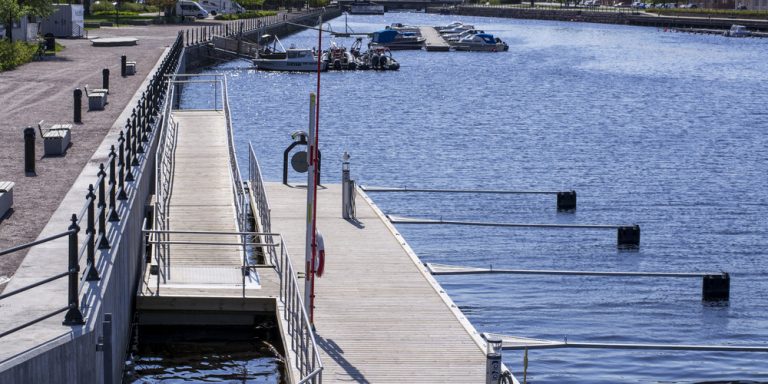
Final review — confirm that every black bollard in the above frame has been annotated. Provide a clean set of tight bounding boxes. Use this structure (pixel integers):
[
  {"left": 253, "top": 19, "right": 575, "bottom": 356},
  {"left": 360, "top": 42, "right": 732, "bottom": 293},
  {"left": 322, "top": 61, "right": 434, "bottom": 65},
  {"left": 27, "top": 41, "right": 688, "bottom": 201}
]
[
  {"left": 702, "top": 273, "right": 730, "bottom": 302},
  {"left": 617, "top": 225, "right": 640, "bottom": 248},
  {"left": 24, "top": 127, "right": 36, "bottom": 174},
  {"left": 121, "top": 55, "right": 127, "bottom": 77},
  {"left": 73, "top": 88, "right": 82, "bottom": 123},
  {"left": 102, "top": 68, "right": 110, "bottom": 92},
  {"left": 557, "top": 190, "right": 577, "bottom": 211}
]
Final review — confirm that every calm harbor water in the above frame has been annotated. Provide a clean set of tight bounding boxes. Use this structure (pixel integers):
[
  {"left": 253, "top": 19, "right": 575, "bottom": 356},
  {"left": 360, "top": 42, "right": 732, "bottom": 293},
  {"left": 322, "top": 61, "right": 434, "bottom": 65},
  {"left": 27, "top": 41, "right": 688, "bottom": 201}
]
[{"left": 187, "top": 12, "right": 768, "bottom": 383}]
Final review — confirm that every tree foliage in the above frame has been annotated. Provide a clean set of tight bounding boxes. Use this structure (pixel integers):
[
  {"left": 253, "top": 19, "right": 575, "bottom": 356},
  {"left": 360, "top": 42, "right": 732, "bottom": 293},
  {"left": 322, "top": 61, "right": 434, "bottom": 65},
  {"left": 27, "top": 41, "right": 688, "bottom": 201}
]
[
  {"left": 146, "top": 0, "right": 177, "bottom": 17},
  {"left": 1, "top": 0, "right": 53, "bottom": 40}
]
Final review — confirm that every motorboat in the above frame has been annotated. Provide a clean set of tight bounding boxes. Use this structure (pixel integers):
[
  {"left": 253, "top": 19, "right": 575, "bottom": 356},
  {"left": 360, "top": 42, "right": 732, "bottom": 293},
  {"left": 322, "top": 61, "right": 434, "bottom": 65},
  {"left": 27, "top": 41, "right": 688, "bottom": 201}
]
[
  {"left": 435, "top": 21, "right": 472, "bottom": 33},
  {"left": 724, "top": 24, "right": 750, "bottom": 37},
  {"left": 349, "top": 1, "right": 384, "bottom": 14},
  {"left": 450, "top": 33, "right": 509, "bottom": 52},
  {"left": 369, "top": 29, "right": 425, "bottom": 50},
  {"left": 358, "top": 47, "right": 400, "bottom": 70},
  {"left": 387, "top": 23, "right": 421, "bottom": 34},
  {"left": 322, "top": 42, "right": 358, "bottom": 70},
  {"left": 253, "top": 34, "right": 327, "bottom": 72},
  {"left": 437, "top": 23, "right": 475, "bottom": 35},
  {"left": 443, "top": 29, "right": 485, "bottom": 42}
]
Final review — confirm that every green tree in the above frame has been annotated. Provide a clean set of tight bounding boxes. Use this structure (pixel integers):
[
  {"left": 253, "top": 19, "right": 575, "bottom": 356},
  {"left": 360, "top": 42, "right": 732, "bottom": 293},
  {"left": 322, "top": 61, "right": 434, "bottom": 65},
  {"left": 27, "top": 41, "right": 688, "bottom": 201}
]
[
  {"left": 1, "top": 0, "right": 52, "bottom": 40},
  {"left": 146, "top": 0, "right": 177, "bottom": 19}
]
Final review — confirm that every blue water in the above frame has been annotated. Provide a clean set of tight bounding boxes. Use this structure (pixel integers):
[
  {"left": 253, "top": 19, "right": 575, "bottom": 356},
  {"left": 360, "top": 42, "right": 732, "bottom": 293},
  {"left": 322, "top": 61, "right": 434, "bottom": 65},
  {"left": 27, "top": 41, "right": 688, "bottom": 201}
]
[{"left": 189, "top": 13, "right": 768, "bottom": 383}]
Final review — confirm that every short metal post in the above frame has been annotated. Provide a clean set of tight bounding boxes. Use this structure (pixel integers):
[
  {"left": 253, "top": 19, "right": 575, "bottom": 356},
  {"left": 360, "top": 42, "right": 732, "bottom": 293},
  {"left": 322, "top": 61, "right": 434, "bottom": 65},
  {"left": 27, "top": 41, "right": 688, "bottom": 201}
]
[
  {"left": 97, "top": 164, "right": 111, "bottom": 249},
  {"left": 63, "top": 214, "right": 85, "bottom": 326},
  {"left": 341, "top": 152, "right": 351, "bottom": 219},
  {"left": 74, "top": 88, "right": 82, "bottom": 123},
  {"left": 85, "top": 185, "right": 100, "bottom": 281},
  {"left": 108, "top": 147, "right": 120, "bottom": 221},
  {"left": 125, "top": 126, "right": 136, "bottom": 181},
  {"left": 121, "top": 55, "right": 127, "bottom": 77},
  {"left": 24, "top": 126, "right": 35, "bottom": 174},
  {"left": 102, "top": 68, "right": 110, "bottom": 92},
  {"left": 485, "top": 336, "right": 503, "bottom": 384}
]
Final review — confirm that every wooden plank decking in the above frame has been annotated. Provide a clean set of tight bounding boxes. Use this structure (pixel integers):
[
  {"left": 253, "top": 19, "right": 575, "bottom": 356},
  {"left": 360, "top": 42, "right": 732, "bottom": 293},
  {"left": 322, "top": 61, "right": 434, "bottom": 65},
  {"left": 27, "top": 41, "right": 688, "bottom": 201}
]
[
  {"left": 265, "top": 182, "right": 489, "bottom": 383},
  {"left": 420, "top": 26, "right": 451, "bottom": 52}
]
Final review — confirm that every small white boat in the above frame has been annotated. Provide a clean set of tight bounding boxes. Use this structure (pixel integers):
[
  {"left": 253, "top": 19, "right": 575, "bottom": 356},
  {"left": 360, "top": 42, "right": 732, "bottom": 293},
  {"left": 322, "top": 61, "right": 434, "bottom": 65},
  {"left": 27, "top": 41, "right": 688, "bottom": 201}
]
[
  {"left": 254, "top": 35, "right": 327, "bottom": 72},
  {"left": 724, "top": 24, "right": 750, "bottom": 37},
  {"left": 451, "top": 33, "right": 509, "bottom": 52},
  {"left": 387, "top": 23, "right": 420, "bottom": 34},
  {"left": 443, "top": 29, "right": 485, "bottom": 42},
  {"left": 437, "top": 23, "right": 475, "bottom": 35}
]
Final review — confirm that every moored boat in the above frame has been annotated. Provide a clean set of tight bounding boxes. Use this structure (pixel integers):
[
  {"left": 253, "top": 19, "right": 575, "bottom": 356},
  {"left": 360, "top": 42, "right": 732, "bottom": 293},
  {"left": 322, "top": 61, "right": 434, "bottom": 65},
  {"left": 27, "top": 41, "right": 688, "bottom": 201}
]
[
  {"left": 369, "top": 29, "right": 425, "bottom": 50},
  {"left": 724, "top": 24, "right": 750, "bottom": 37},
  {"left": 450, "top": 33, "right": 509, "bottom": 52},
  {"left": 322, "top": 42, "right": 358, "bottom": 70},
  {"left": 253, "top": 35, "right": 326, "bottom": 72},
  {"left": 358, "top": 47, "right": 400, "bottom": 70}
]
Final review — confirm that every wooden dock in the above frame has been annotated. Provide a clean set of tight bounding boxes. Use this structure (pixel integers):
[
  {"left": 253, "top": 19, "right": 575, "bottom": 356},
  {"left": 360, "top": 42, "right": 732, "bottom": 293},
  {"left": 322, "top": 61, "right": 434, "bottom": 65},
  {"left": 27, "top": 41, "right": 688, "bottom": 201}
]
[
  {"left": 264, "top": 182, "right": 489, "bottom": 382},
  {"left": 134, "top": 101, "right": 494, "bottom": 381},
  {"left": 420, "top": 26, "right": 451, "bottom": 52}
]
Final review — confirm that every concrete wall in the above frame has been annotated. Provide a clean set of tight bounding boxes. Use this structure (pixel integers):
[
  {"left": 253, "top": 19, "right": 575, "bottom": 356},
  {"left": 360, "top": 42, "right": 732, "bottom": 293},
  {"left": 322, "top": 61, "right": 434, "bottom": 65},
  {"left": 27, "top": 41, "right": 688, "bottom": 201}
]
[
  {"left": 441, "top": 6, "right": 768, "bottom": 31},
  {"left": 184, "top": 8, "right": 343, "bottom": 70}
]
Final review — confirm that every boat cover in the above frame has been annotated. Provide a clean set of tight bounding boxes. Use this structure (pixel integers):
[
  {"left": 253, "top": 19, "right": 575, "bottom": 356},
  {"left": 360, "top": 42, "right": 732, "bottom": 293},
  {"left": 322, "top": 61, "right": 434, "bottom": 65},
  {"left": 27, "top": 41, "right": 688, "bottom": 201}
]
[{"left": 372, "top": 29, "right": 398, "bottom": 43}]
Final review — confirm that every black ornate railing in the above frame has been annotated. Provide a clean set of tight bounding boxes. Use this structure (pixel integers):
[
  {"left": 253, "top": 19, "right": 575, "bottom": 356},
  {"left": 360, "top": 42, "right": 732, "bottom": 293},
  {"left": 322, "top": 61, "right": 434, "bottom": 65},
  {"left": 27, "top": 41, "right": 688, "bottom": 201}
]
[{"left": 0, "top": 32, "right": 185, "bottom": 339}]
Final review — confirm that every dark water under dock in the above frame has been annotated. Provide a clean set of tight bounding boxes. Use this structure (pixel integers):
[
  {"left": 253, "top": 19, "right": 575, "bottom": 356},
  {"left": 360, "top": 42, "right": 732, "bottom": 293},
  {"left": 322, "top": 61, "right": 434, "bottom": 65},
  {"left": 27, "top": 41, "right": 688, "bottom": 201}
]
[
  {"left": 125, "top": 323, "right": 285, "bottom": 383},
  {"left": 183, "top": 12, "right": 768, "bottom": 384}
]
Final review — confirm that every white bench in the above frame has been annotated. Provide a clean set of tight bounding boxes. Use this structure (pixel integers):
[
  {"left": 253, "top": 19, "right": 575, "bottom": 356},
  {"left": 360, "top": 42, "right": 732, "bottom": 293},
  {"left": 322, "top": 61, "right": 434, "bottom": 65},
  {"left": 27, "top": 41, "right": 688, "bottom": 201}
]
[
  {"left": 0, "top": 181, "right": 14, "bottom": 219},
  {"left": 85, "top": 84, "right": 108, "bottom": 110},
  {"left": 125, "top": 61, "right": 137, "bottom": 75},
  {"left": 38, "top": 120, "right": 72, "bottom": 156}
]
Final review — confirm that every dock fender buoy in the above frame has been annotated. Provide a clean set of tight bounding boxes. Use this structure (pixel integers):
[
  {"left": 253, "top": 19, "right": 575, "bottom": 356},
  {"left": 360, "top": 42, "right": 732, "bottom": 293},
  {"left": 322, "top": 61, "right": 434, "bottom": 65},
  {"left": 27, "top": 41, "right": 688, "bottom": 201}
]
[{"left": 315, "top": 231, "right": 325, "bottom": 278}]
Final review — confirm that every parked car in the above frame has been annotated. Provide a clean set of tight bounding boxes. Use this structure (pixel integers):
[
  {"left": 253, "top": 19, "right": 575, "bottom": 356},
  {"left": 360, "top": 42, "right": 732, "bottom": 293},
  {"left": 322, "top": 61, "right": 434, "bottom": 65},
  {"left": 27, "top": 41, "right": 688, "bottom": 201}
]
[{"left": 631, "top": 1, "right": 646, "bottom": 8}]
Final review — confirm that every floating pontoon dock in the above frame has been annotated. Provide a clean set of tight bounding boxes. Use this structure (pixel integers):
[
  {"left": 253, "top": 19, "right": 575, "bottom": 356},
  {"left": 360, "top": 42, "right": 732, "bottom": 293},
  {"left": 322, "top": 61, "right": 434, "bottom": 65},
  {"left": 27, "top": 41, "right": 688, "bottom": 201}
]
[
  {"left": 262, "top": 182, "right": 494, "bottom": 382},
  {"left": 420, "top": 26, "right": 451, "bottom": 51}
]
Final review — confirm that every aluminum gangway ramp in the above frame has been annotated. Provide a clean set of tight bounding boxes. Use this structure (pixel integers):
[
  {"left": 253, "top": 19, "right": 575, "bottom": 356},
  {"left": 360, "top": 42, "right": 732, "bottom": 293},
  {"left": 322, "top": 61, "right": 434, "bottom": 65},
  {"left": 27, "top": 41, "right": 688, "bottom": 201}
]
[
  {"left": 264, "top": 182, "right": 490, "bottom": 383},
  {"left": 146, "top": 109, "right": 258, "bottom": 296}
]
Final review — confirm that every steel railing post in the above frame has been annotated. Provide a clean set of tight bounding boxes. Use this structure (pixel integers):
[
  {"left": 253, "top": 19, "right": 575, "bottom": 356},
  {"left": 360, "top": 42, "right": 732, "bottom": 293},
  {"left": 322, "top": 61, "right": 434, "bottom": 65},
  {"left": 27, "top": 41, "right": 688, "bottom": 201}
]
[
  {"left": 108, "top": 147, "right": 121, "bottom": 220},
  {"left": 85, "top": 184, "right": 100, "bottom": 281},
  {"left": 97, "top": 164, "right": 111, "bottom": 249},
  {"left": 63, "top": 214, "right": 85, "bottom": 326},
  {"left": 117, "top": 132, "right": 128, "bottom": 199}
]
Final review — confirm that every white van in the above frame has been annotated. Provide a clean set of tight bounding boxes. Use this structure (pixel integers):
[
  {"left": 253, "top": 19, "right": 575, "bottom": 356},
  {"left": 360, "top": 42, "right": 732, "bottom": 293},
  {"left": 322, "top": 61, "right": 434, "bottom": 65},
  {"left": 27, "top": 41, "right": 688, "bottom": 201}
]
[
  {"left": 199, "top": 0, "right": 244, "bottom": 15},
  {"left": 176, "top": 0, "right": 209, "bottom": 19}
]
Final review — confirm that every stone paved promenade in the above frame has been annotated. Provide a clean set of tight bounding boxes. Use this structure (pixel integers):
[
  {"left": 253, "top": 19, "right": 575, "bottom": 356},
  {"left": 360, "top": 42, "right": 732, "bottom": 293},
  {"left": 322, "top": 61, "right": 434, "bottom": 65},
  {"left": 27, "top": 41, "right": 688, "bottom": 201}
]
[{"left": 0, "top": 24, "right": 188, "bottom": 290}]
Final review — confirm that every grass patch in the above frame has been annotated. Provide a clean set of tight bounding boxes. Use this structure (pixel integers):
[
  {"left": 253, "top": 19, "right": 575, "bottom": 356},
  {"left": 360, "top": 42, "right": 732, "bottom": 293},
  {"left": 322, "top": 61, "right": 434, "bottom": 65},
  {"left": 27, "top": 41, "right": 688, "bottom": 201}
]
[
  {"left": 0, "top": 40, "right": 38, "bottom": 71},
  {"left": 213, "top": 11, "right": 277, "bottom": 20}
]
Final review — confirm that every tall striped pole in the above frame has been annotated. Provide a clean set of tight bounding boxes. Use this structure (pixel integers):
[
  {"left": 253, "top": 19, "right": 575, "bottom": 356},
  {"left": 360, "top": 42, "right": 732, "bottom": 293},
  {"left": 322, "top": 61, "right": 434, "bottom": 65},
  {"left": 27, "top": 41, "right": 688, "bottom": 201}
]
[{"left": 305, "top": 93, "right": 317, "bottom": 324}]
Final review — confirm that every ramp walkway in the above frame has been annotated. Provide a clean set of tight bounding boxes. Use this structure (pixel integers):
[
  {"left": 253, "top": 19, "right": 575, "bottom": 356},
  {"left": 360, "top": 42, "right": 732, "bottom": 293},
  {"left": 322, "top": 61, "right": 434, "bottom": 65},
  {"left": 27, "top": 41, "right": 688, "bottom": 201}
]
[{"left": 263, "top": 181, "right": 490, "bottom": 382}]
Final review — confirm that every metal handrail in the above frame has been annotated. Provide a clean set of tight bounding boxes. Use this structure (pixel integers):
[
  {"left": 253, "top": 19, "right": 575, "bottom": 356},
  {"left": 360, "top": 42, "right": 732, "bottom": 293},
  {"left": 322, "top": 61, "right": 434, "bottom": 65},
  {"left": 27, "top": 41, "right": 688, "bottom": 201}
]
[
  {"left": 278, "top": 236, "right": 324, "bottom": 383},
  {"left": 247, "top": 142, "right": 322, "bottom": 382},
  {"left": 152, "top": 74, "right": 253, "bottom": 295}
]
